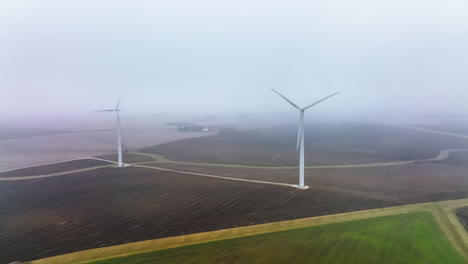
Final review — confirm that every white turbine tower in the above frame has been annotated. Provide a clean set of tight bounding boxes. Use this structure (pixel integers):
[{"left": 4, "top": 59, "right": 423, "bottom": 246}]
[
  {"left": 95, "top": 96, "right": 124, "bottom": 167},
  {"left": 270, "top": 88, "right": 341, "bottom": 189}
]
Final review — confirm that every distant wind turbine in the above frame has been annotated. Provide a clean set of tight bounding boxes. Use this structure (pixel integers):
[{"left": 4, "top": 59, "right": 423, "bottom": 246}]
[
  {"left": 270, "top": 88, "right": 341, "bottom": 189},
  {"left": 95, "top": 96, "right": 124, "bottom": 167}
]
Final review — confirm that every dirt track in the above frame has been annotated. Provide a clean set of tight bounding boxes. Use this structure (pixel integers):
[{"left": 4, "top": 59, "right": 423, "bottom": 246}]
[
  {"left": 142, "top": 123, "right": 468, "bottom": 166},
  {"left": 3, "top": 123, "right": 468, "bottom": 262}
]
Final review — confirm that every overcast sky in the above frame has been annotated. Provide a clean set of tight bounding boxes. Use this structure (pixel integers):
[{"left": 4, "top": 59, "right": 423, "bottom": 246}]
[{"left": 1, "top": 0, "right": 467, "bottom": 118}]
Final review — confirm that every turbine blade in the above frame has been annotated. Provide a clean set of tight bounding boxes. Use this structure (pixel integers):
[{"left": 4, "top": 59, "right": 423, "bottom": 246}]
[
  {"left": 301, "top": 91, "right": 341, "bottom": 111},
  {"left": 270, "top": 87, "right": 300, "bottom": 110},
  {"left": 94, "top": 109, "right": 116, "bottom": 112},
  {"left": 115, "top": 94, "right": 122, "bottom": 110}
]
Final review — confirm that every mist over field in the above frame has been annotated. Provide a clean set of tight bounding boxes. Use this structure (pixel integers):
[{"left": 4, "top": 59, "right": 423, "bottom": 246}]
[
  {"left": 1, "top": 0, "right": 468, "bottom": 173},
  {"left": 1, "top": 0, "right": 468, "bottom": 120},
  {"left": 4, "top": 2, "right": 468, "bottom": 263}
]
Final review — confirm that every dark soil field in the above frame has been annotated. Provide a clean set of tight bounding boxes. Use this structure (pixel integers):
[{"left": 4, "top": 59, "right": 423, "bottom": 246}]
[
  {"left": 142, "top": 123, "right": 468, "bottom": 166},
  {"left": 144, "top": 158, "right": 468, "bottom": 204},
  {"left": 456, "top": 206, "right": 468, "bottom": 232},
  {"left": 0, "top": 159, "right": 112, "bottom": 177},
  {"left": 0, "top": 167, "right": 394, "bottom": 263},
  {"left": 4, "top": 122, "right": 468, "bottom": 263}
]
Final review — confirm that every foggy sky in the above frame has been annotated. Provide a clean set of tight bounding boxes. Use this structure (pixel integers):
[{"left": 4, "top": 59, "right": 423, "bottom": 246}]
[{"left": 1, "top": 0, "right": 468, "bottom": 119}]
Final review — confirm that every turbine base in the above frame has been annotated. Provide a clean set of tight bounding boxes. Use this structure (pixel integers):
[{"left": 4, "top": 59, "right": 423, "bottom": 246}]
[{"left": 295, "top": 185, "right": 310, "bottom": 190}]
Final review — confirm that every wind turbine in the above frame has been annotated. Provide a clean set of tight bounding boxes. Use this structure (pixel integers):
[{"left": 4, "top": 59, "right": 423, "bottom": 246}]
[
  {"left": 270, "top": 88, "right": 341, "bottom": 189},
  {"left": 95, "top": 96, "right": 124, "bottom": 167}
]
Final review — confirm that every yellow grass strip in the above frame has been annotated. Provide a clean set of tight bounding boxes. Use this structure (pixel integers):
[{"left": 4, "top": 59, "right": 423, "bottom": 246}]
[
  {"left": 30, "top": 198, "right": 468, "bottom": 264},
  {"left": 430, "top": 200, "right": 468, "bottom": 260},
  {"left": 130, "top": 149, "right": 468, "bottom": 170},
  {"left": 130, "top": 151, "right": 417, "bottom": 169}
]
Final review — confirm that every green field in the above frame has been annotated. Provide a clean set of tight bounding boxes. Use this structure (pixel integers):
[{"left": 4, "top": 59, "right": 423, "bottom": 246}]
[{"left": 90, "top": 212, "right": 466, "bottom": 264}]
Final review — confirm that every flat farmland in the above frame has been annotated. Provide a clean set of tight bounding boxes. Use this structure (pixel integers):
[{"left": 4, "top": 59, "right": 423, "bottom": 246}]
[
  {"left": 142, "top": 123, "right": 468, "bottom": 166},
  {"left": 0, "top": 115, "right": 216, "bottom": 171},
  {"left": 5, "top": 122, "right": 468, "bottom": 263},
  {"left": 91, "top": 212, "right": 466, "bottom": 264},
  {"left": 0, "top": 166, "right": 393, "bottom": 263},
  {"left": 141, "top": 156, "right": 468, "bottom": 204}
]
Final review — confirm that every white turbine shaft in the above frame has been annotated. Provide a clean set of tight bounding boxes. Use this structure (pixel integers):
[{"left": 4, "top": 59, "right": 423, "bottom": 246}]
[
  {"left": 299, "top": 110, "right": 305, "bottom": 188},
  {"left": 296, "top": 111, "right": 303, "bottom": 151},
  {"left": 116, "top": 111, "right": 123, "bottom": 167},
  {"left": 95, "top": 96, "right": 124, "bottom": 168},
  {"left": 270, "top": 88, "right": 341, "bottom": 189}
]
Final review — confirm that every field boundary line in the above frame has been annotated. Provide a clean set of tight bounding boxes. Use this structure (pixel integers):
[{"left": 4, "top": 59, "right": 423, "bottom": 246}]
[
  {"left": 133, "top": 164, "right": 298, "bottom": 188},
  {"left": 130, "top": 148, "right": 468, "bottom": 170},
  {"left": 4, "top": 147, "right": 468, "bottom": 184},
  {"left": 89, "top": 157, "right": 119, "bottom": 164},
  {"left": 0, "top": 165, "right": 114, "bottom": 181},
  {"left": 0, "top": 129, "right": 116, "bottom": 142},
  {"left": 0, "top": 158, "right": 299, "bottom": 188},
  {"left": 430, "top": 202, "right": 468, "bottom": 260},
  {"left": 0, "top": 157, "right": 300, "bottom": 188},
  {"left": 0, "top": 157, "right": 116, "bottom": 174},
  {"left": 29, "top": 198, "right": 468, "bottom": 264},
  {"left": 5, "top": 123, "right": 468, "bottom": 176},
  {"left": 386, "top": 124, "right": 468, "bottom": 139},
  {"left": 3, "top": 140, "right": 467, "bottom": 178}
]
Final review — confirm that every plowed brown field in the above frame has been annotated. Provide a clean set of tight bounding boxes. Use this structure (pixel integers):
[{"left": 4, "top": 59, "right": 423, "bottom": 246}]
[{"left": 0, "top": 166, "right": 393, "bottom": 263}]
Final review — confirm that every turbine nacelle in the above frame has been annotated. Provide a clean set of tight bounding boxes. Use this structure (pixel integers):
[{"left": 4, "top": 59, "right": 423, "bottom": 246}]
[{"left": 270, "top": 88, "right": 341, "bottom": 112}]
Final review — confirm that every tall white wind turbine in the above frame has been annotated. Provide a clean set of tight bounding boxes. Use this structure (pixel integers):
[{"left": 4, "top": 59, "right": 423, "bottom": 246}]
[
  {"left": 270, "top": 88, "right": 341, "bottom": 189},
  {"left": 95, "top": 96, "right": 124, "bottom": 167}
]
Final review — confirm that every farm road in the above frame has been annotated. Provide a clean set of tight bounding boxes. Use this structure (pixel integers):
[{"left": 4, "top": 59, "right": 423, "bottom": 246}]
[
  {"left": 130, "top": 123, "right": 468, "bottom": 169},
  {"left": 389, "top": 124, "right": 468, "bottom": 139},
  {"left": 134, "top": 163, "right": 299, "bottom": 188},
  {"left": 130, "top": 147, "right": 468, "bottom": 170},
  {"left": 3, "top": 123, "right": 468, "bottom": 187},
  {"left": 0, "top": 157, "right": 117, "bottom": 181},
  {"left": 2, "top": 148, "right": 468, "bottom": 190},
  {"left": 1, "top": 146, "right": 466, "bottom": 182}
]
